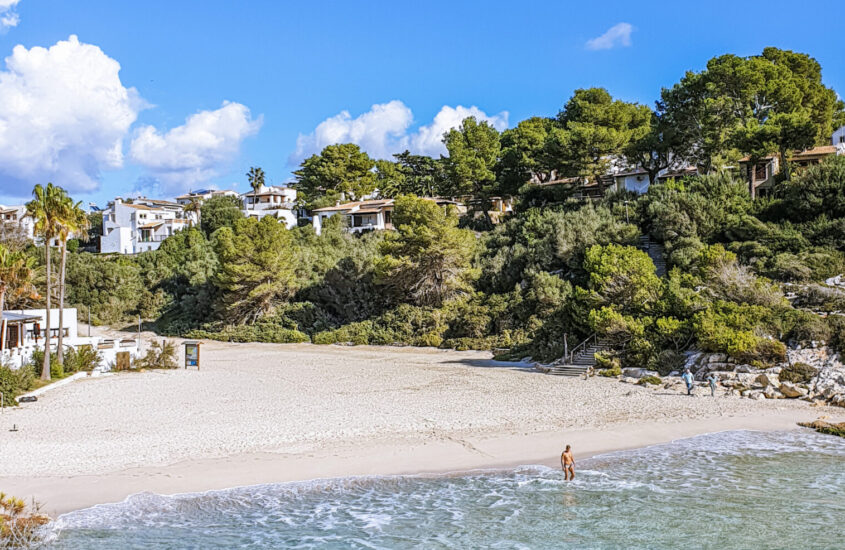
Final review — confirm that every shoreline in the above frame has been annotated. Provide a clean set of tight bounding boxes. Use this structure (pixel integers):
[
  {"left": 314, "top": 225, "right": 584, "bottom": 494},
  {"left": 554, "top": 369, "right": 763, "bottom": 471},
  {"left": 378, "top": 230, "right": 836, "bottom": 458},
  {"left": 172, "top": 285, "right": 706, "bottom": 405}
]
[{"left": 1, "top": 409, "right": 826, "bottom": 518}]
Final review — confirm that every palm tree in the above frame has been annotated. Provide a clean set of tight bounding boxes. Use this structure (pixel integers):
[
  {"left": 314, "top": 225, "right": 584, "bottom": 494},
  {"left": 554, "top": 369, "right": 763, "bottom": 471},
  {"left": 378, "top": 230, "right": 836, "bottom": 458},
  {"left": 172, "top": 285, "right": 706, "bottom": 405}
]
[
  {"left": 0, "top": 244, "right": 35, "bottom": 321},
  {"left": 183, "top": 196, "right": 202, "bottom": 228},
  {"left": 246, "top": 167, "right": 265, "bottom": 210},
  {"left": 26, "top": 183, "right": 64, "bottom": 381},
  {"left": 56, "top": 198, "right": 89, "bottom": 368}
]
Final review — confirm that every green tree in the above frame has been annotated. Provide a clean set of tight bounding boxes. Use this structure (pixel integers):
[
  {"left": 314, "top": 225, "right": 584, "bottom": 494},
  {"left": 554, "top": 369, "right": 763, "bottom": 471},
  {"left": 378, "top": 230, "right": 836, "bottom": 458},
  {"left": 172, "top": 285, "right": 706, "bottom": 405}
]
[
  {"left": 294, "top": 143, "right": 377, "bottom": 204},
  {"left": 661, "top": 48, "right": 844, "bottom": 174},
  {"left": 583, "top": 244, "right": 661, "bottom": 314},
  {"left": 138, "top": 228, "right": 219, "bottom": 332},
  {"left": 552, "top": 88, "right": 651, "bottom": 186},
  {"left": 200, "top": 195, "right": 245, "bottom": 235},
  {"left": 442, "top": 117, "right": 501, "bottom": 198},
  {"left": 775, "top": 155, "right": 845, "bottom": 223},
  {"left": 374, "top": 159, "right": 407, "bottom": 198},
  {"left": 214, "top": 216, "right": 299, "bottom": 323},
  {"left": 497, "top": 117, "right": 556, "bottom": 195},
  {"left": 246, "top": 166, "right": 266, "bottom": 210},
  {"left": 0, "top": 244, "right": 35, "bottom": 320},
  {"left": 56, "top": 198, "right": 90, "bottom": 368},
  {"left": 393, "top": 151, "right": 447, "bottom": 197},
  {"left": 624, "top": 110, "right": 684, "bottom": 184},
  {"left": 26, "top": 183, "right": 65, "bottom": 380},
  {"left": 375, "top": 196, "right": 476, "bottom": 307}
]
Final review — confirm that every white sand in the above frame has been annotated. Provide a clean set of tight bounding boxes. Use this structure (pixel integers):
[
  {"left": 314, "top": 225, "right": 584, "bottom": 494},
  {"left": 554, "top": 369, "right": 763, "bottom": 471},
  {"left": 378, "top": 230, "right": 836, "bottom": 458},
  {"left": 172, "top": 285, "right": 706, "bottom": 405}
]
[{"left": 0, "top": 340, "right": 840, "bottom": 516}]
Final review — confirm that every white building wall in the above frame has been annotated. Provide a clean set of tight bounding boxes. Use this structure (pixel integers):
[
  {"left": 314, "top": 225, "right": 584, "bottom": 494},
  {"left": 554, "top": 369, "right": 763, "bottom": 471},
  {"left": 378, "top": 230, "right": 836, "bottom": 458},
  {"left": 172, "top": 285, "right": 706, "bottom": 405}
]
[
  {"left": 834, "top": 126, "right": 845, "bottom": 146},
  {"left": 1, "top": 308, "right": 141, "bottom": 371}
]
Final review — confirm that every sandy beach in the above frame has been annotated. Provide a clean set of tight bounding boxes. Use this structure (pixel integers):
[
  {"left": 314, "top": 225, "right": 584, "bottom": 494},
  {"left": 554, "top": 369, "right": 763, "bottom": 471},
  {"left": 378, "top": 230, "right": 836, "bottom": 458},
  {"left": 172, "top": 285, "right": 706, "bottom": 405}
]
[{"left": 0, "top": 340, "right": 840, "bottom": 517}]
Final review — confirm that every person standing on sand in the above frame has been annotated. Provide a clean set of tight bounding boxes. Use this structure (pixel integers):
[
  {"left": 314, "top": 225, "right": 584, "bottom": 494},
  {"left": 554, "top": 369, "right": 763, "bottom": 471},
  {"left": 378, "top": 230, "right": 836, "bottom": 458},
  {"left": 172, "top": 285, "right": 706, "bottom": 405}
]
[
  {"left": 707, "top": 373, "right": 717, "bottom": 397},
  {"left": 561, "top": 445, "right": 575, "bottom": 480},
  {"left": 682, "top": 369, "right": 695, "bottom": 396}
]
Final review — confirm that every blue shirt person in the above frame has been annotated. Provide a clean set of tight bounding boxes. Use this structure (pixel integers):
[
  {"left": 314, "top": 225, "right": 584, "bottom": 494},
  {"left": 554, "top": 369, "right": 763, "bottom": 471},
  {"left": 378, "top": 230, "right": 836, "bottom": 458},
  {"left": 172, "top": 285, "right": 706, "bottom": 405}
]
[{"left": 681, "top": 369, "right": 695, "bottom": 395}]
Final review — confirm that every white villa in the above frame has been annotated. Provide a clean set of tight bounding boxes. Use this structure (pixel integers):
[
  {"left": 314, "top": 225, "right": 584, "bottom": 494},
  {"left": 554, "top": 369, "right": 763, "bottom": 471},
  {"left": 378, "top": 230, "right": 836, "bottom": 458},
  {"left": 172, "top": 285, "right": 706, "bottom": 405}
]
[
  {"left": 1, "top": 308, "right": 140, "bottom": 371},
  {"left": 834, "top": 125, "right": 845, "bottom": 147},
  {"left": 100, "top": 198, "right": 193, "bottom": 254},
  {"left": 241, "top": 184, "right": 298, "bottom": 229},
  {"left": 0, "top": 204, "right": 35, "bottom": 240},
  {"left": 312, "top": 198, "right": 464, "bottom": 235}
]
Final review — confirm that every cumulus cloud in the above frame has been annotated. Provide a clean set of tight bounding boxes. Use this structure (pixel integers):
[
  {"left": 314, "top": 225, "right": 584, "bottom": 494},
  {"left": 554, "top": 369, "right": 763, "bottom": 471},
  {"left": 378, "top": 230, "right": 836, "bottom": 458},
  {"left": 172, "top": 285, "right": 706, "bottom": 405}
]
[
  {"left": 129, "top": 101, "right": 262, "bottom": 193},
  {"left": 412, "top": 105, "right": 508, "bottom": 156},
  {"left": 291, "top": 100, "right": 412, "bottom": 163},
  {"left": 585, "top": 22, "right": 634, "bottom": 51},
  {"left": 0, "top": 0, "right": 20, "bottom": 30},
  {"left": 0, "top": 35, "right": 144, "bottom": 197},
  {"left": 290, "top": 101, "right": 508, "bottom": 163}
]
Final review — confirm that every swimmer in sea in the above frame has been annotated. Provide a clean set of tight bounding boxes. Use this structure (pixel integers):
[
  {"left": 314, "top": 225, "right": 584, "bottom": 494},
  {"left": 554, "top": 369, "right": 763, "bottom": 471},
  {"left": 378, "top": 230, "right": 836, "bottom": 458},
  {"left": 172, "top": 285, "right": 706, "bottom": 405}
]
[{"left": 561, "top": 444, "right": 575, "bottom": 481}]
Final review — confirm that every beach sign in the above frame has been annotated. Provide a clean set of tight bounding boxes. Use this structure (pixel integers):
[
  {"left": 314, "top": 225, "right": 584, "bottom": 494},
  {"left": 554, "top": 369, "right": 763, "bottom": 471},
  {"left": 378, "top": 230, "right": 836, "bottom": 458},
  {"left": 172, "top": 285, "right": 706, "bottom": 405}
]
[{"left": 184, "top": 341, "right": 201, "bottom": 370}]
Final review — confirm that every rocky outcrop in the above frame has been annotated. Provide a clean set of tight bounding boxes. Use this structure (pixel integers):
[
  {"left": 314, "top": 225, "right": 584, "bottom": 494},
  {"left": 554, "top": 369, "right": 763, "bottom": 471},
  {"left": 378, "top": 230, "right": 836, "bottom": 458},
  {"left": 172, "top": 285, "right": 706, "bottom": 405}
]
[
  {"left": 798, "top": 419, "right": 845, "bottom": 438},
  {"left": 679, "top": 347, "right": 845, "bottom": 407}
]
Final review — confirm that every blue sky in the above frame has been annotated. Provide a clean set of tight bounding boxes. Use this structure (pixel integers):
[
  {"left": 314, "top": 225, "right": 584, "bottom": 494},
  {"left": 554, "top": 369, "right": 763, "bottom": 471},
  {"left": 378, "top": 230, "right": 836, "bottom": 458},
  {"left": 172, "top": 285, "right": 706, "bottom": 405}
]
[{"left": 0, "top": 0, "right": 843, "bottom": 206}]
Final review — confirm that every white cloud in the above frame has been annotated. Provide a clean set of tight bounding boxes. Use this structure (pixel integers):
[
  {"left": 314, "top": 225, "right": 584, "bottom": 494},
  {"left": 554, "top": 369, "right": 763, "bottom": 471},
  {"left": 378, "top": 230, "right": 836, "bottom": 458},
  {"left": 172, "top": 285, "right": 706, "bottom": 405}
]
[
  {"left": 411, "top": 105, "right": 508, "bottom": 157},
  {"left": 585, "top": 22, "right": 634, "bottom": 51},
  {"left": 290, "top": 101, "right": 508, "bottom": 163},
  {"left": 129, "top": 101, "right": 262, "bottom": 193},
  {"left": 0, "top": 35, "right": 144, "bottom": 197},
  {"left": 0, "top": 0, "right": 20, "bottom": 30}
]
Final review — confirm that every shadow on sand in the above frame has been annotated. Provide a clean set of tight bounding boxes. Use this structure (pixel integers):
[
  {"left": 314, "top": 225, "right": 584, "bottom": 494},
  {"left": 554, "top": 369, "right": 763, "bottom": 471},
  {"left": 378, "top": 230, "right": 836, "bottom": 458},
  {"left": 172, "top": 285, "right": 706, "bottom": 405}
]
[{"left": 450, "top": 358, "right": 537, "bottom": 372}]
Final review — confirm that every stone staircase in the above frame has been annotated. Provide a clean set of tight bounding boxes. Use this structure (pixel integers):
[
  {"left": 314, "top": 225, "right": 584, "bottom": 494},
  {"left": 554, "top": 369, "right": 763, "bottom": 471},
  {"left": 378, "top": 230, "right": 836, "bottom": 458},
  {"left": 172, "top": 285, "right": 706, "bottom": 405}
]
[
  {"left": 537, "top": 337, "right": 613, "bottom": 377},
  {"left": 639, "top": 235, "right": 667, "bottom": 277}
]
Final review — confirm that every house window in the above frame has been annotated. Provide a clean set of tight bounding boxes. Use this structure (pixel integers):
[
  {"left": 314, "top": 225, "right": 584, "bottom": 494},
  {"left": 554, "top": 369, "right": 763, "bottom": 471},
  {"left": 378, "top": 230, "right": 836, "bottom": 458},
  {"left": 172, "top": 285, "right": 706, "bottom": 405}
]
[
  {"left": 384, "top": 211, "right": 392, "bottom": 225},
  {"left": 840, "top": 135, "right": 844, "bottom": 144},
  {"left": 754, "top": 163, "right": 767, "bottom": 181}
]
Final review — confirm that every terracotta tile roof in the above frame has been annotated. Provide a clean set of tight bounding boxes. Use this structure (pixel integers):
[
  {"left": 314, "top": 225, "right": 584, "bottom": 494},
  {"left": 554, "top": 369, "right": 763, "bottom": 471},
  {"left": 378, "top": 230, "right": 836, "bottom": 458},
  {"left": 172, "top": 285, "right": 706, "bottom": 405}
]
[
  {"left": 740, "top": 146, "right": 838, "bottom": 163},
  {"left": 794, "top": 145, "right": 838, "bottom": 157}
]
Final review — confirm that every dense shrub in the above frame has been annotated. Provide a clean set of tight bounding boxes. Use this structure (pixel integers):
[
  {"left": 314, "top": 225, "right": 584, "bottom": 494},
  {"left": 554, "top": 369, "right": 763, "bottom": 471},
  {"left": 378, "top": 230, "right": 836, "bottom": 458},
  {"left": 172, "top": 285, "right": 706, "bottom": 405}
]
[
  {"left": 598, "top": 365, "right": 622, "bottom": 377},
  {"left": 62, "top": 346, "right": 102, "bottom": 373},
  {"left": 313, "top": 304, "right": 449, "bottom": 347},
  {"left": 0, "top": 364, "right": 35, "bottom": 405},
  {"left": 133, "top": 340, "right": 179, "bottom": 370},
  {"left": 0, "top": 493, "right": 48, "bottom": 548},
  {"left": 692, "top": 302, "right": 786, "bottom": 365},
  {"left": 29, "top": 349, "right": 63, "bottom": 379},
  {"left": 779, "top": 362, "right": 818, "bottom": 384},
  {"left": 638, "top": 375, "right": 662, "bottom": 385},
  {"left": 188, "top": 324, "right": 310, "bottom": 344}
]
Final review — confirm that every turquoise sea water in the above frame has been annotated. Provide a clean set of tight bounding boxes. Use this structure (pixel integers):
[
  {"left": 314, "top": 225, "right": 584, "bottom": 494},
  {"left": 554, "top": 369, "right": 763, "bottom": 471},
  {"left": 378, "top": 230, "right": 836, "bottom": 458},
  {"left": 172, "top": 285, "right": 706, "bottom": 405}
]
[{"left": 48, "top": 430, "right": 845, "bottom": 549}]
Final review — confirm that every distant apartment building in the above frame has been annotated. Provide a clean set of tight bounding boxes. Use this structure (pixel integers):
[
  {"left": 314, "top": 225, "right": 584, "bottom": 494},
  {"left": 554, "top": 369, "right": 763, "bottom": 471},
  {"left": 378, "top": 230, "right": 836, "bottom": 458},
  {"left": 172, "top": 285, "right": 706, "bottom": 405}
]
[
  {"left": 100, "top": 198, "right": 192, "bottom": 254},
  {"left": 241, "top": 184, "right": 298, "bottom": 229}
]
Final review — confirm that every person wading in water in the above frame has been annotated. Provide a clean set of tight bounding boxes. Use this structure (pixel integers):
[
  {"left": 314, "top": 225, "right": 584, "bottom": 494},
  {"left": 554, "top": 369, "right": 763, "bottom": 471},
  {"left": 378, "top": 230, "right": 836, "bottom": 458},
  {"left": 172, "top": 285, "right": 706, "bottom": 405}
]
[{"left": 561, "top": 445, "right": 575, "bottom": 480}]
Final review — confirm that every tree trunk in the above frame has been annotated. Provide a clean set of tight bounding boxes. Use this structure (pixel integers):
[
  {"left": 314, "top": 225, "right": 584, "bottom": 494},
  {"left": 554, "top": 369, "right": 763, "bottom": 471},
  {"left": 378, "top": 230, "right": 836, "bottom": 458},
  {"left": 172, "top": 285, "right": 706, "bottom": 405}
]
[
  {"left": 41, "top": 242, "right": 52, "bottom": 381},
  {"left": 57, "top": 240, "right": 67, "bottom": 367},
  {"left": 779, "top": 149, "right": 791, "bottom": 182}
]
